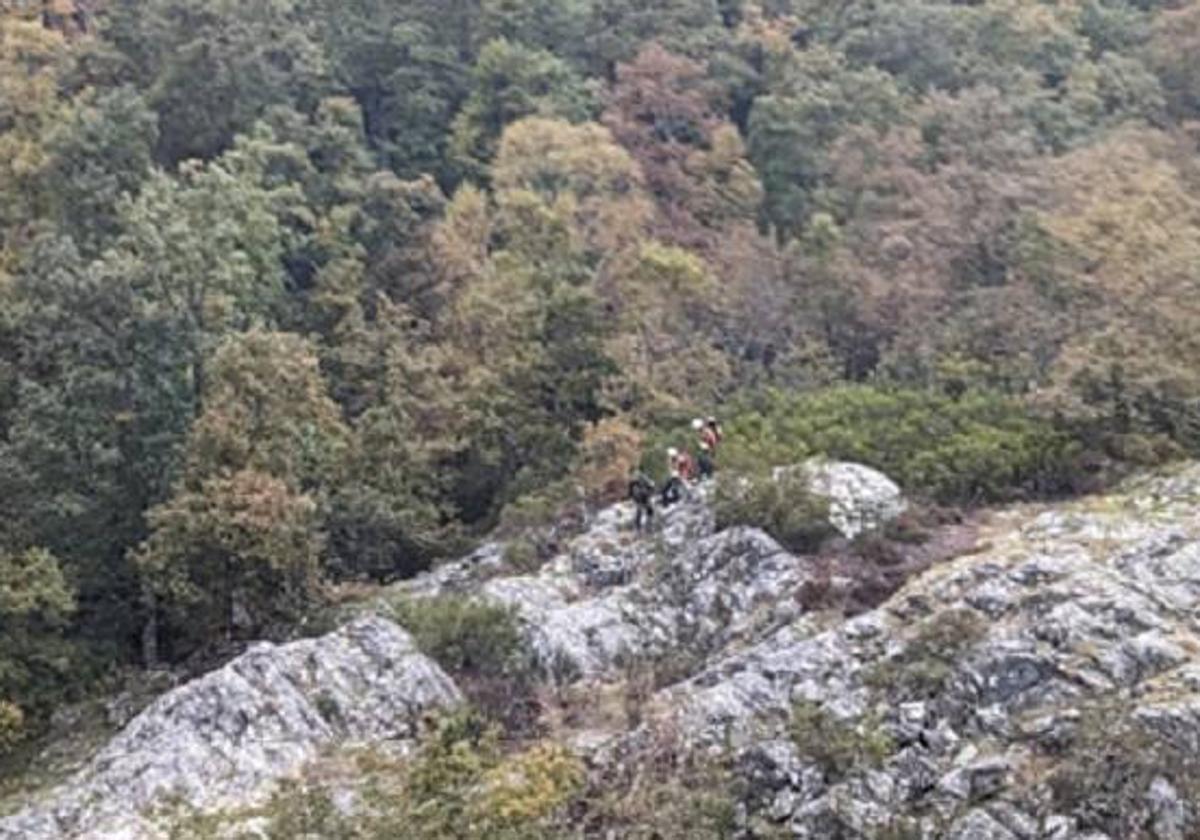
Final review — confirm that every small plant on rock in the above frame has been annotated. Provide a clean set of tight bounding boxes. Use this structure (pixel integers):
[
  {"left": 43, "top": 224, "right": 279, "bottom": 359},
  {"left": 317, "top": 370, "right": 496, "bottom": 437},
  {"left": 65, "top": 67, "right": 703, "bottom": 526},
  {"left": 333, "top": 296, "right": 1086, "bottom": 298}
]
[
  {"left": 864, "top": 608, "right": 987, "bottom": 702},
  {"left": 1044, "top": 702, "right": 1200, "bottom": 838},
  {"left": 788, "top": 700, "right": 894, "bottom": 782}
]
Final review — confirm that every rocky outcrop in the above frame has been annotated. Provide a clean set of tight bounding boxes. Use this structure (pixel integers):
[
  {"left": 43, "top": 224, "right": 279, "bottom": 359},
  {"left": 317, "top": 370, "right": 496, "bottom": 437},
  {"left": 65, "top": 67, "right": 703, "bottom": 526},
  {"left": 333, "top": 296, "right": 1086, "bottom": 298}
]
[
  {"left": 0, "top": 617, "right": 461, "bottom": 840},
  {"left": 405, "top": 461, "right": 902, "bottom": 679},
  {"left": 9, "top": 461, "right": 1200, "bottom": 839},
  {"left": 638, "top": 463, "right": 1200, "bottom": 838}
]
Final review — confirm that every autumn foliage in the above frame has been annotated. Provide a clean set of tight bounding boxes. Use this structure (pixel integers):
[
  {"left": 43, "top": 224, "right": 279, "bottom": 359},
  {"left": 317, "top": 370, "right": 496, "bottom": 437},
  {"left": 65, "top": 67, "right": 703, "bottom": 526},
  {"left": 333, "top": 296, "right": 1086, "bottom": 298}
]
[{"left": 1, "top": 0, "right": 1199, "bottom": 733}]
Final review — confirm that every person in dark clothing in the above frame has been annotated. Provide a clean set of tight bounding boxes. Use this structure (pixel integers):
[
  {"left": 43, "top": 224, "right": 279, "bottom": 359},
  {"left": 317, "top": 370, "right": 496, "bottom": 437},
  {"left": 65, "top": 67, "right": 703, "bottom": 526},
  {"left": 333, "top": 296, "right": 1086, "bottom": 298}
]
[
  {"left": 628, "top": 471, "right": 655, "bottom": 532},
  {"left": 660, "top": 475, "right": 684, "bottom": 507},
  {"left": 660, "top": 447, "right": 691, "bottom": 508}
]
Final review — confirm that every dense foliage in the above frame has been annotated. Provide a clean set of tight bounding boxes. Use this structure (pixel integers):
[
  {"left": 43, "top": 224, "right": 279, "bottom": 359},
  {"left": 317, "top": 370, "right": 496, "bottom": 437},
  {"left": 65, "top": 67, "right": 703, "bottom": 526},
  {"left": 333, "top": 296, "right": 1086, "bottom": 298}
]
[{"left": 2, "top": 0, "right": 1199, "bottom": 736}]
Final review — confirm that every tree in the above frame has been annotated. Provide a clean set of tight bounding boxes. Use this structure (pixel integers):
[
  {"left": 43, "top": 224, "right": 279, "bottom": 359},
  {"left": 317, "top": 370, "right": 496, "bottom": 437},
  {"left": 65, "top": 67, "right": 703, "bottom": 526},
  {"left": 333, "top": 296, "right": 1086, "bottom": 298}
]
[
  {"left": 136, "top": 330, "right": 347, "bottom": 651},
  {"left": 103, "top": 0, "right": 330, "bottom": 163},
  {"left": 299, "top": 0, "right": 469, "bottom": 180},
  {"left": 747, "top": 43, "right": 904, "bottom": 236},
  {"left": 492, "top": 117, "right": 652, "bottom": 263},
  {"left": 582, "top": 0, "right": 725, "bottom": 80},
  {"left": 450, "top": 38, "right": 594, "bottom": 184},
  {"left": 135, "top": 469, "right": 323, "bottom": 651},
  {"left": 0, "top": 144, "right": 292, "bottom": 659},
  {"left": 479, "top": 0, "right": 590, "bottom": 58},
  {"left": 822, "top": 87, "right": 1047, "bottom": 382},
  {"left": 42, "top": 86, "right": 158, "bottom": 253},
  {"left": 0, "top": 19, "right": 69, "bottom": 269},
  {"left": 603, "top": 43, "right": 762, "bottom": 250},
  {"left": 1033, "top": 128, "right": 1200, "bottom": 451},
  {"left": 1145, "top": 3, "right": 1200, "bottom": 121},
  {"left": 605, "top": 242, "right": 729, "bottom": 418},
  {"left": 0, "top": 547, "right": 75, "bottom": 738}
]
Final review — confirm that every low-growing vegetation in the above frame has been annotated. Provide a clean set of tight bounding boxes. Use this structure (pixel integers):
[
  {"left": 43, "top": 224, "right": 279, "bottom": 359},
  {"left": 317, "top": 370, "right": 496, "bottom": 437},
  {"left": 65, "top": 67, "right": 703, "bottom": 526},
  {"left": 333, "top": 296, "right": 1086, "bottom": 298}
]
[
  {"left": 720, "top": 386, "right": 1089, "bottom": 505},
  {"left": 864, "top": 608, "right": 989, "bottom": 702},
  {"left": 789, "top": 700, "right": 894, "bottom": 782},
  {"left": 712, "top": 469, "right": 836, "bottom": 555},
  {"left": 169, "top": 710, "right": 584, "bottom": 840},
  {"left": 1043, "top": 702, "right": 1200, "bottom": 839},
  {"left": 388, "top": 596, "right": 538, "bottom": 731}
]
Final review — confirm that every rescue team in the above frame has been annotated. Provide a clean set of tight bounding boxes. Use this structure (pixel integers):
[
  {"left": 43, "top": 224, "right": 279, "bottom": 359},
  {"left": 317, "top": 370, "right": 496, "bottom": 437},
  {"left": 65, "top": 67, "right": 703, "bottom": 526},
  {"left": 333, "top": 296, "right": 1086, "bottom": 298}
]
[{"left": 627, "top": 417, "right": 722, "bottom": 533}]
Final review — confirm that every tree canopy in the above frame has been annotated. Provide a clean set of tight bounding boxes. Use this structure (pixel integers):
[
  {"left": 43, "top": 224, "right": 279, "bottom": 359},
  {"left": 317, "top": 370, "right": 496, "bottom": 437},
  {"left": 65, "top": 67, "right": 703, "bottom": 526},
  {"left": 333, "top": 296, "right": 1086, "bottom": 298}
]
[{"left": 2, "top": 0, "right": 1199, "bottom": 741}]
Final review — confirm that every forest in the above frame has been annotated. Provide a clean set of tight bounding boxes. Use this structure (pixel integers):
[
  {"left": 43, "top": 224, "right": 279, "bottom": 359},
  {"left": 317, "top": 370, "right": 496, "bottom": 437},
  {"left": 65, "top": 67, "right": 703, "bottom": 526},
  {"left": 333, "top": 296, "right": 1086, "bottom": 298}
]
[{"left": 1, "top": 0, "right": 1199, "bottom": 755}]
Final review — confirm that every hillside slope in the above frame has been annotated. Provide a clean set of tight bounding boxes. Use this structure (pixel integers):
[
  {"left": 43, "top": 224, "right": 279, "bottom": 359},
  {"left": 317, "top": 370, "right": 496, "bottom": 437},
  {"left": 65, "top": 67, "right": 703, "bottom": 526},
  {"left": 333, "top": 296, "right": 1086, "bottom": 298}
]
[{"left": 4, "top": 462, "right": 1200, "bottom": 839}]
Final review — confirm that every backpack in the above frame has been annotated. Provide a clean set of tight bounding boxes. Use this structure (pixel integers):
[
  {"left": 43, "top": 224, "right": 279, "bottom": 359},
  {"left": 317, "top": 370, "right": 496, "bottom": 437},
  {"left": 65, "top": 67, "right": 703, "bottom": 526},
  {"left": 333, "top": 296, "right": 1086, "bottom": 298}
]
[{"left": 629, "top": 475, "right": 653, "bottom": 504}]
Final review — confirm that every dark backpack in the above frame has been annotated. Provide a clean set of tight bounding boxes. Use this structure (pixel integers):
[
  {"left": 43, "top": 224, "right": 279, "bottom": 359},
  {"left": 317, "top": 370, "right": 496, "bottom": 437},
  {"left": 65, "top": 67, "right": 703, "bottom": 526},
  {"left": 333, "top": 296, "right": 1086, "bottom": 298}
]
[{"left": 629, "top": 476, "right": 653, "bottom": 504}]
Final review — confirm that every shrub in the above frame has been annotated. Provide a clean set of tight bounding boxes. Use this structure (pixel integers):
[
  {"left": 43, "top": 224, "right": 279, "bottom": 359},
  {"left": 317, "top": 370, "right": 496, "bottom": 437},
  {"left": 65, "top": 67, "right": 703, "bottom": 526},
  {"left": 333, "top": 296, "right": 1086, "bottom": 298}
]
[
  {"left": 474, "top": 742, "right": 585, "bottom": 831},
  {"left": 252, "top": 710, "right": 581, "bottom": 840},
  {"left": 721, "top": 385, "right": 1085, "bottom": 504},
  {"left": 390, "top": 596, "right": 537, "bottom": 730},
  {"left": 789, "top": 700, "right": 894, "bottom": 782},
  {"left": 390, "top": 596, "right": 528, "bottom": 680},
  {"left": 0, "top": 700, "right": 26, "bottom": 757},
  {"left": 1045, "top": 702, "right": 1200, "bottom": 838},
  {"left": 575, "top": 723, "right": 746, "bottom": 840},
  {"left": 502, "top": 537, "right": 543, "bottom": 575},
  {"left": 712, "top": 469, "right": 835, "bottom": 554},
  {"left": 864, "top": 608, "right": 988, "bottom": 702}
]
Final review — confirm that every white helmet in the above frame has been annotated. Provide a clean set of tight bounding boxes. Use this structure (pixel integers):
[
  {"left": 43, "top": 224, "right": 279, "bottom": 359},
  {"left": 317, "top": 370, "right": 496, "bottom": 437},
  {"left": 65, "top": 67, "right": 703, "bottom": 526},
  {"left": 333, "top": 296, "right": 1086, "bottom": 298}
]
[
  {"left": 667, "top": 447, "right": 679, "bottom": 458},
  {"left": 692, "top": 418, "right": 705, "bottom": 431}
]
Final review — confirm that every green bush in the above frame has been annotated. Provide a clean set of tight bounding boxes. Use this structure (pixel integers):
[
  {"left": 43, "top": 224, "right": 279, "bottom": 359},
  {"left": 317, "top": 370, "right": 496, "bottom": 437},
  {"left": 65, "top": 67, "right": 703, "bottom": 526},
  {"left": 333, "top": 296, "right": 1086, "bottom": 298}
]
[
  {"left": 389, "top": 596, "right": 528, "bottom": 680},
  {"left": 720, "top": 385, "right": 1085, "bottom": 504},
  {"left": 788, "top": 700, "right": 894, "bottom": 782},
  {"left": 1043, "top": 702, "right": 1200, "bottom": 838},
  {"left": 712, "top": 469, "right": 835, "bottom": 554},
  {"left": 0, "top": 701, "right": 26, "bottom": 758},
  {"left": 864, "top": 608, "right": 988, "bottom": 702}
]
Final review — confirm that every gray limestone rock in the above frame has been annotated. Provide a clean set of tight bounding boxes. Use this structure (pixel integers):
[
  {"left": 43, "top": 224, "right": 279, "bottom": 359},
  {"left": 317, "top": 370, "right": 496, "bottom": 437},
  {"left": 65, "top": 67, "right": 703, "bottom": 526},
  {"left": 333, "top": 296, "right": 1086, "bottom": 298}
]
[{"left": 0, "top": 617, "right": 461, "bottom": 840}]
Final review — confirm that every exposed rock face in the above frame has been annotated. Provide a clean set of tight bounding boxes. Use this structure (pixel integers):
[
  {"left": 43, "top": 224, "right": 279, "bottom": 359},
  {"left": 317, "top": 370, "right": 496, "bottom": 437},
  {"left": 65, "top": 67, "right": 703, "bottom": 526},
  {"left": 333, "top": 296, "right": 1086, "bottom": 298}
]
[
  {"left": 9, "top": 461, "right": 1200, "bottom": 839},
  {"left": 640, "top": 464, "right": 1200, "bottom": 838},
  {"left": 0, "top": 617, "right": 461, "bottom": 840}
]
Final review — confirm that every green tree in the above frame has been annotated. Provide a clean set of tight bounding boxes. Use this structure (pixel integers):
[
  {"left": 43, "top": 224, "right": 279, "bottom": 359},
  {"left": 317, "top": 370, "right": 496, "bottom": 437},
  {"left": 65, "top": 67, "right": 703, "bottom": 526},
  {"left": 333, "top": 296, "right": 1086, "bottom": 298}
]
[
  {"left": 0, "top": 144, "right": 292, "bottom": 659},
  {"left": 747, "top": 44, "right": 903, "bottom": 236},
  {"left": 42, "top": 86, "right": 158, "bottom": 253},
  {"left": 300, "top": 0, "right": 469, "bottom": 180},
  {"left": 450, "top": 38, "right": 594, "bottom": 184},
  {"left": 0, "top": 547, "right": 75, "bottom": 736},
  {"left": 136, "top": 330, "right": 347, "bottom": 651},
  {"left": 103, "top": 0, "right": 330, "bottom": 163}
]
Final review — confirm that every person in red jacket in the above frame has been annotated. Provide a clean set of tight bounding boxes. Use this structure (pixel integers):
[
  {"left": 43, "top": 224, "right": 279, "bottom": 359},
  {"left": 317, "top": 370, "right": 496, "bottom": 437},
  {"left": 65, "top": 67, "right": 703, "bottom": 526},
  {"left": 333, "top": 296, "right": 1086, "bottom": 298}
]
[{"left": 661, "top": 447, "right": 695, "bottom": 506}]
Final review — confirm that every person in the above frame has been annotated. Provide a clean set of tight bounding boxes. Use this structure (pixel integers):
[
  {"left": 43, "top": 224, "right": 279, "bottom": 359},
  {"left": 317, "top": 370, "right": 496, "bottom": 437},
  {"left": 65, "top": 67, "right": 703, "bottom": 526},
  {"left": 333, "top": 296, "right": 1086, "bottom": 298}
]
[
  {"left": 660, "top": 447, "right": 687, "bottom": 507},
  {"left": 628, "top": 470, "right": 655, "bottom": 532},
  {"left": 694, "top": 417, "right": 716, "bottom": 479},
  {"left": 705, "top": 416, "right": 723, "bottom": 451},
  {"left": 673, "top": 446, "right": 697, "bottom": 483}
]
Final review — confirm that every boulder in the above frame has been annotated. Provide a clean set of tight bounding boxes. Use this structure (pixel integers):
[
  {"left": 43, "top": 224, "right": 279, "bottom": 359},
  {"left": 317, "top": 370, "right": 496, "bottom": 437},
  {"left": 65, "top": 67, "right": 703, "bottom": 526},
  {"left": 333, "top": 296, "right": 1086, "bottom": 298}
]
[
  {"left": 0, "top": 617, "right": 461, "bottom": 840},
  {"left": 778, "top": 459, "right": 907, "bottom": 539}
]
